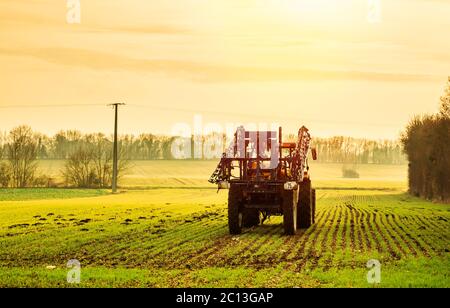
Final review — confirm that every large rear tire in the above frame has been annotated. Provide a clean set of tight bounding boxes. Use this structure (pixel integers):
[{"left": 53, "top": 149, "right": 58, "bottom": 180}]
[
  {"left": 228, "top": 185, "right": 243, "bottom": 234},
  {"left": 298, "top": 179, "right": 312, "bottom": 229},
  {"left": 283, "top": 189, "right": 298, "bottom": 235}
]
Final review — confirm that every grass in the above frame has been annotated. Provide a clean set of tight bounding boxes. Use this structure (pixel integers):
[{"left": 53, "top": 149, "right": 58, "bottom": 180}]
[
  {"left": 2, "top": 257, "right": 447, "bottom": 288},
  {"left": 0, "top": 188, "right": 108, "bottom": 201},
  {"left": 0, "top": 161, "right": 448, "bottom": 288}
]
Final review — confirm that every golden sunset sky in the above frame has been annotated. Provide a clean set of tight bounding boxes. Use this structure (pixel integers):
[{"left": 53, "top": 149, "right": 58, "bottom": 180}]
[{"left": 0, "top": 0, "right": 449, "bottom": 139}]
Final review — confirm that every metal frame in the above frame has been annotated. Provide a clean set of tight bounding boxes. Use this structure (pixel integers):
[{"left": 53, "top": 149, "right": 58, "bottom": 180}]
[{"left": 209, "top": 126, "right": 312, "bottom": 186}]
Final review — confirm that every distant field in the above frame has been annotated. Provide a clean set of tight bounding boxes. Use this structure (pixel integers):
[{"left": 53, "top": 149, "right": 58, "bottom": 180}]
[
  {"left": 0, "top": 189, "right": 107, "bottom": 201},
  {"left": 37, "top": 160, "right": 407, "bottom": 189}
]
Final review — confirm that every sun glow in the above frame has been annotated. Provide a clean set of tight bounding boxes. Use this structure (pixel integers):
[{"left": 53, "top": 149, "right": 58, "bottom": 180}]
[{"left": 0, "top": 0, "right": 449, "bottom": 139}]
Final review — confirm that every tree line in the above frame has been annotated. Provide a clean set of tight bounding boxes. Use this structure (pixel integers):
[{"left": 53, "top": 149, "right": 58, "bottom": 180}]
[
  {"left": 401, "top": 77, "right": 450, "bottom": 202},
  {"left": 0, "top": 127, "right": 129, "bottom": 188},
  {"left": 17, "top": 130, "right": 176, "bottom": 161},
  {"left": 0, "top": 129, "right": 406, "bottom": 163},
  {"left": 0, "top": 125, "right": 408, "bottom": 188},
  {"left": 311, "top": 137, "right": 405, "bottom": 164}
]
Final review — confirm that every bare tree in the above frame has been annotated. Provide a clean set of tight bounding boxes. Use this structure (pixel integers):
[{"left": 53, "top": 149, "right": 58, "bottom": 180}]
[
  {"left": 91, "top": 133, "right": 129, "bottom": 187},
  {"left": 62, "top": 146, "right": 94, "bottom": 188},
  {"left": 91, "top": 134, "right": 112, "bottom": 188},
  {"left": 63, "top": 134, "right": 129, "bottom": 188},
  {"left": 0, "top": 162, "right": 11, "bottom": 187},
  {"left": 7, "top": 126, "right": 38, "bottom": 188}
]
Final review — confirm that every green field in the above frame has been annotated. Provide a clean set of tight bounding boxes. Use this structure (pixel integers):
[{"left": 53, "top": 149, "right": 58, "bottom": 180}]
[{"left": 0, "top": 161, "right": 449, "bottom": 287}]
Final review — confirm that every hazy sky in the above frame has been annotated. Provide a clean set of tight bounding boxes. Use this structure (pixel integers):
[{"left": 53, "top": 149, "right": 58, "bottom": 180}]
[{"left": 0, "top": 0, "right": 449, "bottom": 139}]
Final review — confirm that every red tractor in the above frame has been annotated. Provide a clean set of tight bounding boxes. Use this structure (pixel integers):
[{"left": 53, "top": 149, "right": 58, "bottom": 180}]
[{"left": 209, "top": 126, "right": 317, "bottom": 235}]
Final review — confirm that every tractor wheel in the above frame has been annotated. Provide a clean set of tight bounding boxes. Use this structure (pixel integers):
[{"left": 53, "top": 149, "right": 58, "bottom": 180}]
[
  {"left": 311, "top": 188, "right": 316, "bottom": 224},
  {"left": 243, "top": 209, "right": 260, "bottom": 228},
  {"left": 228, "top": 185, "right": 243, "bottom": 234},
  {"left": 298, "top": 179, "right": 312, "bottom": 228},
  {"left": 283, "top": 189, "right": 298, "bottom": 235}
]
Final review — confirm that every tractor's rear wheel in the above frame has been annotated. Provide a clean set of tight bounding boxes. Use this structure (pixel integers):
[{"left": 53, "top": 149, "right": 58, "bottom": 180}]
[
  {"left": 283, "top": 189, "right": 298, "bottom": 235},
  {"left": 243, "top": 209, "right": 260, "bottom": 228},
  {"left": 311, "top": 188, "right": 316, "bottom": 224},
  {"left": 228, "top": 185, "right": 243, "bottom": 234},
  {"left": 298, "top": 179, "right": 312, "bottom": 228}
]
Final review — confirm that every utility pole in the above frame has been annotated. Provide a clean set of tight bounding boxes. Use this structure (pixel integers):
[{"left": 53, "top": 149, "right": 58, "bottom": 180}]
[{"left": 108, "top": 103, "right": 125, "bottom": 193}]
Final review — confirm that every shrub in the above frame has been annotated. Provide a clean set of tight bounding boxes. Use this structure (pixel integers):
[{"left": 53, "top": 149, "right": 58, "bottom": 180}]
[
  {"left": 401, "top": 114, "right": 449, "bottom": 202},
  {"left": 342, "top": 165, "right": 360, "bottom": 178},
  {"left": 62, "top": 134, "right": 129, "bottom": 188},
  {"left": 33, "top": 174, "right": 58, "bottom": 188}
]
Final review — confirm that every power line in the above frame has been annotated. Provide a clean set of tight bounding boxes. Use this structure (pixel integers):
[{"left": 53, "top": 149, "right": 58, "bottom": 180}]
[
  {"left": 0, "top": 104, "right": 106, "bottom": 109},
  {"left": 0, "top": 102, "right": 402, "bottom": 128}
]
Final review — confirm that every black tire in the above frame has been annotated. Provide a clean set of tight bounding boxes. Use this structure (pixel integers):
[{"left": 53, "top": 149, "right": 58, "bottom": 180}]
[
  {"left": 228, "top": 185, "right": 243, "bottom": 234},
  {"left": 311, "top": 188, "right": 316, "bottom": 224},
  {"left": 283, "top": 189, "right": 297, "bottom": 235},
  {"left": 298, "top": 179, "right": 312, "bottom": 229},
  {"left": 242, "top": 209, "right": 260, "bottom": 228}
]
